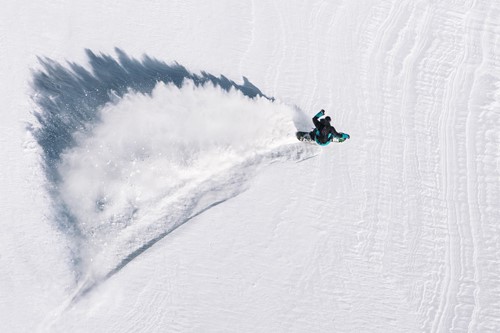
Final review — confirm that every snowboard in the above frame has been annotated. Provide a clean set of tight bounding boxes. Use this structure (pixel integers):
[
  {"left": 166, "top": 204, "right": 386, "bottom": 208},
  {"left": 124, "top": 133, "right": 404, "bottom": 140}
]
[
  {"left": 296, "top": 131, "right": 350, "bottom": 143},
  {"left": 296, "top": 131, "right": 314, "bottom": 142}
]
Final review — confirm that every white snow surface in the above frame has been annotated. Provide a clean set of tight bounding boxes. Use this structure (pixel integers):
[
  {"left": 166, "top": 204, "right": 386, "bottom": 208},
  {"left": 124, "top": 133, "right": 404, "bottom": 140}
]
[{"left": 1, "top": 0, "right": 500, "bottom": 332}]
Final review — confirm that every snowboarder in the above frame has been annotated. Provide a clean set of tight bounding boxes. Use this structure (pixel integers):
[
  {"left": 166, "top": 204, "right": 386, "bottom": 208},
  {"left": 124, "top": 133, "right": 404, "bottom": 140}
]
[{"left": 296, "top": 110, "right": 350, "bottom": 145}]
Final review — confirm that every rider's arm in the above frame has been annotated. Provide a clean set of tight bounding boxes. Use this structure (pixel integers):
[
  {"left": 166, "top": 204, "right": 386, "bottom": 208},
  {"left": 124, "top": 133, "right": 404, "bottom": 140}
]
[
  {"left": 329, "top": 125, "right": 341, "bottom": 138},
  {"left": 312, "top": 110, "right": 324, "bottom": 128}
]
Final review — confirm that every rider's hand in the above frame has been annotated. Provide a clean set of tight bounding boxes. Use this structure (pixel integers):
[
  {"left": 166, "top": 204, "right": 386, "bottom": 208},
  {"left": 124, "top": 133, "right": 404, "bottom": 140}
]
[
  {"left": 340, "top": 133, "right": 350, "bottom": 141},
  {"left": 314, "top": 110, "right": 325, "bottom": 118}
]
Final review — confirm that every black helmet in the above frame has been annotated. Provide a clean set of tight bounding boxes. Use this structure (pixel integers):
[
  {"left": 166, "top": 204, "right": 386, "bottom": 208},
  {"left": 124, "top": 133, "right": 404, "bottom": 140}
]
[{"left": 325, "top": 116, "right": 331, "bottom": 122}]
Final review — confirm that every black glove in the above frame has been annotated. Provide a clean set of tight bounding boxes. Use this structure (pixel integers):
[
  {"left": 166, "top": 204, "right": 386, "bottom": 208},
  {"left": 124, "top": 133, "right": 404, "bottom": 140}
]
[{"left": 315, "top": 110, "right": 325, "bottom": 118}]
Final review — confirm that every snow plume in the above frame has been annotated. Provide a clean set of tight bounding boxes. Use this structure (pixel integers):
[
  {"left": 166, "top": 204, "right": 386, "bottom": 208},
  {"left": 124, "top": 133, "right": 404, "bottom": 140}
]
[{"left": 30, "top": 50, "right": 317, "bottom": 296}]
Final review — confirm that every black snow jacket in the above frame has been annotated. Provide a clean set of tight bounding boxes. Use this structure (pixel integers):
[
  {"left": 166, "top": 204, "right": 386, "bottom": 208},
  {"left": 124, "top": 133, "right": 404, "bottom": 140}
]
[{"left": 311, "top": 114, "right": 341, "bottom": 145}]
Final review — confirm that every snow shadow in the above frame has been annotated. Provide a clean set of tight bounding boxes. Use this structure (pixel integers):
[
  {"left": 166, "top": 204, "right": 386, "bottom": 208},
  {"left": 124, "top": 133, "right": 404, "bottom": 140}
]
[
  {"left": 30, "top": 49, "right": 270, "bottom": 242},
  {"left": 32, "top": 48, "right": 268, "bottom": 183},
  {"left": 30, "top": 49, "right": 316, "bottom": 298}
]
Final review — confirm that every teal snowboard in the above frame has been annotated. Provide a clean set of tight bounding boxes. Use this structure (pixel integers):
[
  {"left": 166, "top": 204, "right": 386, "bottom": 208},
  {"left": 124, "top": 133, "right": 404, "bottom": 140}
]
[{"left": 296, "top": 131, "right": 350, "bottom": 144}]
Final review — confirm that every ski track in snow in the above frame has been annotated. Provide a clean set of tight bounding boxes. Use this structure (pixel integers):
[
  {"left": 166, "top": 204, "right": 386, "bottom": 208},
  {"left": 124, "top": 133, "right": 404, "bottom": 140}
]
[{"left": 353, "top": 1, "right": 500, "bottom": 332}]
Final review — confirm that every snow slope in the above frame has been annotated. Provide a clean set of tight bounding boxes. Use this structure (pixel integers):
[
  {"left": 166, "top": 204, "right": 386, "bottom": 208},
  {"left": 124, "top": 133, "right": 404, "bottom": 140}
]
[{"left": 1, "top": 0, "right": 500, "bottom": 332}]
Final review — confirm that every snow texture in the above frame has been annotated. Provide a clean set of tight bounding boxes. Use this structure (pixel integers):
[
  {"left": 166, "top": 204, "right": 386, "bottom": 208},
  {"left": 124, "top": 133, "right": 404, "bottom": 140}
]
[{"left": 1, "top": 0, "right": 500, "bottom": 332}]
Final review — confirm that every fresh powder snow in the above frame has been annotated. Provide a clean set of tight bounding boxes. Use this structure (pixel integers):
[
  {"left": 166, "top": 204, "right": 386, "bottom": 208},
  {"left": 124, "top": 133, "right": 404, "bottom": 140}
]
[{"left": 1, "top": 1, "right": 499, "bottom": 332}]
